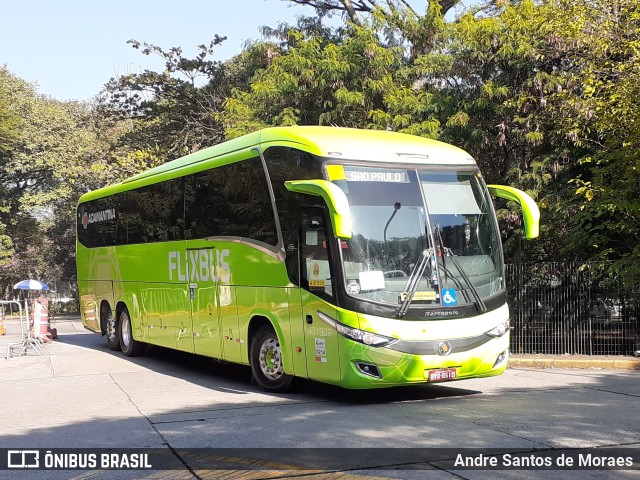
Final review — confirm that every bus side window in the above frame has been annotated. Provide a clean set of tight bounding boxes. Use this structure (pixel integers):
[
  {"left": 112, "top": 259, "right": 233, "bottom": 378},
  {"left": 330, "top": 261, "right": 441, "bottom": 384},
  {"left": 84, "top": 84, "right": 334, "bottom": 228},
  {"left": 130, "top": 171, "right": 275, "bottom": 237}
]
[
  {"left": 185, "top": 157, "right": 278, "bottom": 245},
  {"left": 188, "top": 172, "right": 221, "bottom": 239},
  {"left": 300, "top": 209, "right": 334, "bottom": 300},
  {"left": 263, "top": 147, "right": 326, "bottom": 285},
  {"left": 78, "top": 197, "right": 117, "bottom": 248}
]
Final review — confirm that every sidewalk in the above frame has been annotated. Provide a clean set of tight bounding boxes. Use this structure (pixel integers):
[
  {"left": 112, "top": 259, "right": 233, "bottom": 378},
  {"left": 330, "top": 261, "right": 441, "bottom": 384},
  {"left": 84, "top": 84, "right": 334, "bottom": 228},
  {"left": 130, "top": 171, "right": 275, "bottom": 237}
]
[
  {"left": 509, "top": 353, "right": 640, "bottom": 370},
  {"left": 0, "top": 314, "right": 86, "bottom": 361}
]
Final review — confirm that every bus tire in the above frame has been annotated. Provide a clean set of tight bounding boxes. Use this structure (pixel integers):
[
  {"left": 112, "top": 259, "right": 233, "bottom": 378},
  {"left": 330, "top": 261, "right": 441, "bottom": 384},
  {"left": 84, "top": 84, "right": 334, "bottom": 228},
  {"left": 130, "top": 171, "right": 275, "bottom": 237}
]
[
  {"left": 250, "top": 325, "right": 293, "bottom": 392},
  {"left": 118, "top": 308, "right": 144, "bottom": 357},
  {"left": 105, "top": 310, "right": 121, "bottom": 351}
]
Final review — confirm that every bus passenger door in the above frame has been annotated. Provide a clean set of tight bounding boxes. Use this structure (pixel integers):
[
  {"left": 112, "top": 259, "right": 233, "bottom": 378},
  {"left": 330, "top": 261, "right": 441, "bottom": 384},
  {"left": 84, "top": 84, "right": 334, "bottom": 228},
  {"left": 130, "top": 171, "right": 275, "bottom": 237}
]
[
  {"left": 300, "top": 207, "right": 341, "bottom": 383},
  {"left": 188, "top": 246, "right": 222, "bottom": 358}
]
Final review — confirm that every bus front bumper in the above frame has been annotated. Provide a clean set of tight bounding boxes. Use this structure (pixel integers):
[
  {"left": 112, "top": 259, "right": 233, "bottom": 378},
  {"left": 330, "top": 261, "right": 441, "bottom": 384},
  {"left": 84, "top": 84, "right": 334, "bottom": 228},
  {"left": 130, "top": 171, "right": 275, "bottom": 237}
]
[{"left": 335, "top": 334, "right": 510, "bottom": 389}]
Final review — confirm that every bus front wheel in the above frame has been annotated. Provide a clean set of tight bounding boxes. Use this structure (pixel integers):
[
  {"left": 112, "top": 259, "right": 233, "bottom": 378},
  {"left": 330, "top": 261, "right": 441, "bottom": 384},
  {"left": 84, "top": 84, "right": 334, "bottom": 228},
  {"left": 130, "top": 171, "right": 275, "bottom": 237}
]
[
  {"left": 250, "top": 325, "right": 293, "bottom": 392},
  {"left": 118, "top": 309, "right": 144, "bottom": 357}
]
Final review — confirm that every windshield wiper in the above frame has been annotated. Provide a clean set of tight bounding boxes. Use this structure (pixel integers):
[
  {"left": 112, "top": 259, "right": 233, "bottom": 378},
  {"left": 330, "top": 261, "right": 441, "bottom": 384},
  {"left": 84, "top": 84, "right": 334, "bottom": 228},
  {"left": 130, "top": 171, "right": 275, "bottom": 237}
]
[
  {"left": 396, "top": 248, "right": 433, "bottom": 318},
  {"left": 433, "top": 224, "right": 486, "bottom": 313},
  {"left": 440, "top": 246, "right": 487, "bottom": 313}
]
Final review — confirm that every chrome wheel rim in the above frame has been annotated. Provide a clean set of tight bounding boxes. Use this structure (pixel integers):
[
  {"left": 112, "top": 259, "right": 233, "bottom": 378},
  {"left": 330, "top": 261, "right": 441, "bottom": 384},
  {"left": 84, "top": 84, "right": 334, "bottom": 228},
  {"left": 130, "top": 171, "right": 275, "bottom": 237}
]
[
  {"left": 121, "top": 314, "right": 131, "bottom": 348},
  {"left": 259, "top": 337, "right": 283, "bottom": 380}
]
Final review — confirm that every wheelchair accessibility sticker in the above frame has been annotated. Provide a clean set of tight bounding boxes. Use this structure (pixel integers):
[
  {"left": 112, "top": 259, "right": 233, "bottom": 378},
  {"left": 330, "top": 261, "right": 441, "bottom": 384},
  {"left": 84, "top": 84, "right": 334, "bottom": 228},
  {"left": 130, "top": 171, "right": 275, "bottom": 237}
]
[{"left": 442, "top": 289, "right": 457, "bottom": 306}]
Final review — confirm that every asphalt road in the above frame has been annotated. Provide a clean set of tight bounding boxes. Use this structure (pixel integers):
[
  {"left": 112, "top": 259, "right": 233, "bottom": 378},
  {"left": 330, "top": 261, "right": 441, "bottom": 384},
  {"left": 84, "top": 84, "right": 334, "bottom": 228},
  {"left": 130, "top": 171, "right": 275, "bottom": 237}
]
[{"left": 0, "top": 316, "right": 638, "bottom": 479}]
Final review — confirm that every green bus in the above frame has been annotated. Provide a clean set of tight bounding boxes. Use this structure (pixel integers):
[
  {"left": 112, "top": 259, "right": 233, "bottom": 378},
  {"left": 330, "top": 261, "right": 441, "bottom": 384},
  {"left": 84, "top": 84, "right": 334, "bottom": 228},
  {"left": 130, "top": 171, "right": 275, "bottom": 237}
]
[{"left": 76, "top": 126, "right": 539, "bottom": 391}]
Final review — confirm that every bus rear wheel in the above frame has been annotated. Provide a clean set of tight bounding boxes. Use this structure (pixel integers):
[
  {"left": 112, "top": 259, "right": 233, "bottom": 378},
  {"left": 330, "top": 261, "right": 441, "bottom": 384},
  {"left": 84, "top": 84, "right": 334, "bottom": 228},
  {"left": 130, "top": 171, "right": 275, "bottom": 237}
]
[
  {"left": 118, "top": 309, "right": 144, "bottom": 357},
  {"left": 105, "top": 311, "right": 121, "bottom": 351},
  {"left": 250, "top": 325, "right": 293, "bottom": 392}
]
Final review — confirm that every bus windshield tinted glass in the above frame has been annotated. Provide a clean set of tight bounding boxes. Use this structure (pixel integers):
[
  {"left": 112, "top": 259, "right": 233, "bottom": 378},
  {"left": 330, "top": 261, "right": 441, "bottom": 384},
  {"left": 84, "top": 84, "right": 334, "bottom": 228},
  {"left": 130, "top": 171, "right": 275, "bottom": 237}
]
[{"left": 333, "top": 165, "right": 503, "bottom": 309}]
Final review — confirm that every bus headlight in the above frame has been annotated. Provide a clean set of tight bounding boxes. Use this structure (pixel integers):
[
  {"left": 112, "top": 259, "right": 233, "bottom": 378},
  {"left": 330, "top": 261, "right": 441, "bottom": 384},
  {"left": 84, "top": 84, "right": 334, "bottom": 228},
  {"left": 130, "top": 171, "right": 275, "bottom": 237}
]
[
  {"left": 486, "top": 320, "right": 510, "bottom": 338},
  {"left": 317, "top": 311, "right": 397, "bottom": 348},
  {"left": 336, "top": 323, "right": 397, "bottom": 347}
]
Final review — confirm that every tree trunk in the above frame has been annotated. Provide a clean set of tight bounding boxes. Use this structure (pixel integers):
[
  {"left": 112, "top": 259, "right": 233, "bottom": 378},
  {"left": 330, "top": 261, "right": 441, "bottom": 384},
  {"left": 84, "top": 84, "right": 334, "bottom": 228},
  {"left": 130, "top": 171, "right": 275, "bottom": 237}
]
[{"left": 340, "top": 0, "right": 360, "bottom": 24}]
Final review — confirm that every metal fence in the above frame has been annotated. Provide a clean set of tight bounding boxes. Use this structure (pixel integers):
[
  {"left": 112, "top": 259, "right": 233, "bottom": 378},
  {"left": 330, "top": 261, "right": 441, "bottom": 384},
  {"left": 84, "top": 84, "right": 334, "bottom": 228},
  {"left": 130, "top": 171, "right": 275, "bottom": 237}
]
[{"left": 506, "top": 262, "right": 640, "bottom": 356}]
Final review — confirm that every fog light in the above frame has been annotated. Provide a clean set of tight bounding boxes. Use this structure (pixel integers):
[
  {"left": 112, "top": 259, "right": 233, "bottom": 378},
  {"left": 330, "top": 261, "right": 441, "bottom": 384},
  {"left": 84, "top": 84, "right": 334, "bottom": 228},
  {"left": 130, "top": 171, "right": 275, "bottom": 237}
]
[
  {"left": 355, "top": 362, "right": 382, "bottom": 379},
  {"left": 493, "top": 349, "right": 509, "bottom": 368}
]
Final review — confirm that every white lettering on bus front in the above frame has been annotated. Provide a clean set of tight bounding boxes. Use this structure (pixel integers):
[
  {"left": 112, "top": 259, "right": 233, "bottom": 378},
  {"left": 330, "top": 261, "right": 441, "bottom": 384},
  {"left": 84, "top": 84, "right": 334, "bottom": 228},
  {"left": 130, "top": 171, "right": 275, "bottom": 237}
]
[
  {"left": 169, "top": 249, "right": 230, "bottom": 283},
  {"left": 345, "top": 171, "right": 406, "bottom": 183}
]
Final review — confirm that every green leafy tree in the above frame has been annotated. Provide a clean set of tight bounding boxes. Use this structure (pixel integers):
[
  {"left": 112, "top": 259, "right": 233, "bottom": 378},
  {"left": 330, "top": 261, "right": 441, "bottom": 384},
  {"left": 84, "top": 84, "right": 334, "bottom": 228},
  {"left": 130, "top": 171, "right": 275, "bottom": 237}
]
[
  {"left": 99, "top": 37, "right": 229, "bottom": 159},
  {"left": 546, "top": 0, "right": 640, "bottom": 282},
  {"left": 284, "top": 0, "right": 461, "bottom": 24},
  {"left": 0, "top": 68, "right": 97, "bottom": 296},
  {"left": 0, "top": 79, "right": 20, "bottom": 267},
  {"left": 223, "top": 24, "right": 404, "bottom": 137}
]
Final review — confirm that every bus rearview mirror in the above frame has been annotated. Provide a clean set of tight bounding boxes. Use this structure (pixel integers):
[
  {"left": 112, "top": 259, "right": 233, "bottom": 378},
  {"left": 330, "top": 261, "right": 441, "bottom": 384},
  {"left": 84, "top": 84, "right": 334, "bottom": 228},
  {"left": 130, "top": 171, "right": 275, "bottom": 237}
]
[
  {"left": 285, "top": 180, "right": 353, "bottom": 239},
  {"left": 487, "top": 184, "right": 540, "bottom": 240}
]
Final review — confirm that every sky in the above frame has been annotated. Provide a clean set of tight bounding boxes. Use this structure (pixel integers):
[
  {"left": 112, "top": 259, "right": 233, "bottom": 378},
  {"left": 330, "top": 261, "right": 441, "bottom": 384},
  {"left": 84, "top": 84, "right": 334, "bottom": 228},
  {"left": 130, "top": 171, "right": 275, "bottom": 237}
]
[{"left": 0, "top": 0, "right": 317, "bottom": 102}]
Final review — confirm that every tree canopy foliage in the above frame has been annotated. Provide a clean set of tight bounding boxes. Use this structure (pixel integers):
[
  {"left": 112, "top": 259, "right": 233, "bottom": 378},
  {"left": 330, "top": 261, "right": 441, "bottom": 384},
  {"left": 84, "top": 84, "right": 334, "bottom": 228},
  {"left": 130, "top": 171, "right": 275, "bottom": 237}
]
[
  {"left": 99, "top": 36, "right": 229, "bottom": 158},
  {"left": 1, "top": 0, "right": 639, "bottom": 298},
  {"left": 0, "top": 67, "right": 98, "bottom": 295}
]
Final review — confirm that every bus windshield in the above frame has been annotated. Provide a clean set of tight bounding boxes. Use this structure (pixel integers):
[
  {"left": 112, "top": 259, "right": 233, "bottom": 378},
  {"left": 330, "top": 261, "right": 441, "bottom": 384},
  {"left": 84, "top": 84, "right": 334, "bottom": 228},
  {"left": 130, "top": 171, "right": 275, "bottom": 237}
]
[{"left": 332, "top": 165, "right": 504, "bottom": 311}]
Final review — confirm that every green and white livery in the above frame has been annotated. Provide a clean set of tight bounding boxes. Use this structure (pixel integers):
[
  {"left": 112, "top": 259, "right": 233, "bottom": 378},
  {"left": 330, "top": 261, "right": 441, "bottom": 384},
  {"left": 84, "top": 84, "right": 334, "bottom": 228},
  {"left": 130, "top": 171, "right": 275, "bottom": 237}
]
[{"left": 76, "top": 126, "right": 539, "bottom": 391}]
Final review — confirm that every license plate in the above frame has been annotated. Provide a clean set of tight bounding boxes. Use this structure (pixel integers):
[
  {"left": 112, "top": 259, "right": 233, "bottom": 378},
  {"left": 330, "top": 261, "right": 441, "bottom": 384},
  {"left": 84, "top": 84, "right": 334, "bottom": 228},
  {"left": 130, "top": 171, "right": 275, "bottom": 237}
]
[{"left": 427, "top": 368, "right": 458, "bottom": 382}]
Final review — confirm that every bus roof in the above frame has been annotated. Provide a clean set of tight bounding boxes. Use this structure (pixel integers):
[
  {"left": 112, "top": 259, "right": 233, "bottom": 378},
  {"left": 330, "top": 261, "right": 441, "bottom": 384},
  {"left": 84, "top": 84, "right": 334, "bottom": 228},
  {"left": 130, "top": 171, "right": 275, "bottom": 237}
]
[
  {"left": 79, "top": 127, "right": 475, "bottom": 202},
  {"left": 260, "top": 126, "right": 475, "bottom": 165}
]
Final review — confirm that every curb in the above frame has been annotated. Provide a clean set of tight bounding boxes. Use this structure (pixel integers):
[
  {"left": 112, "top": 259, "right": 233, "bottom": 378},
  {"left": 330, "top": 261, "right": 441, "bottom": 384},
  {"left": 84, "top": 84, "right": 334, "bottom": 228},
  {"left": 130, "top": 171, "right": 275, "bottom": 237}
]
[{"left": 509, "top": 354, "right": 640, "bottom": 370}]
